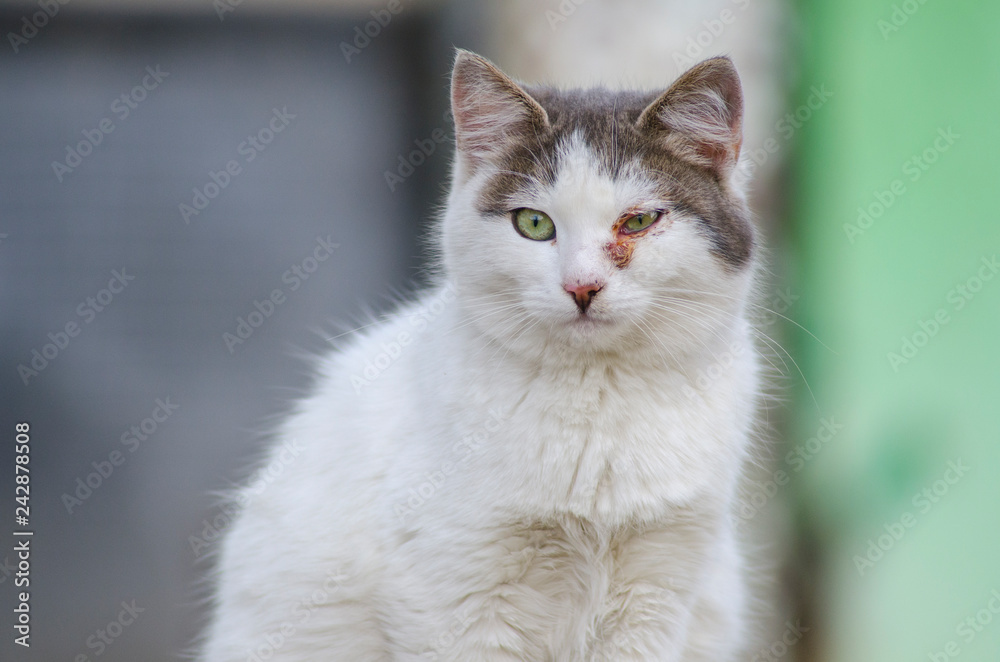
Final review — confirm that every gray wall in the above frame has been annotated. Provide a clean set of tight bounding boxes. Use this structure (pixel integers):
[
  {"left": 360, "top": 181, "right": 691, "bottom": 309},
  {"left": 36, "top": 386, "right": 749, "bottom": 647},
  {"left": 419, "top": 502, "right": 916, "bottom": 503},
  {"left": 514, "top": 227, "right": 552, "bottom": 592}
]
[{"left": 0, "top": 8, "right": 469, "bottom": 660}]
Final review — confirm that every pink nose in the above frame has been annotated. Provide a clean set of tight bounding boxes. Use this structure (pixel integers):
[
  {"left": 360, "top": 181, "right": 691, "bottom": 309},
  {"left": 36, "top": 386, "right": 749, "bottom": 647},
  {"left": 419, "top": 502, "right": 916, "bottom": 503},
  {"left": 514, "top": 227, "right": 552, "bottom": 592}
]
[{"left": 564, "top": 281, "right": 604, "bottom": 313}]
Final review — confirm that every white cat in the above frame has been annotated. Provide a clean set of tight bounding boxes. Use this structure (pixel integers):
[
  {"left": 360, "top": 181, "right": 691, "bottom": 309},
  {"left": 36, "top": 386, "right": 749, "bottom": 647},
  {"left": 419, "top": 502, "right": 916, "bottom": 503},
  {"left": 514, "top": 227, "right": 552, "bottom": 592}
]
[{"left": 201, "top": 50, "right": 761, "bottom": 661}]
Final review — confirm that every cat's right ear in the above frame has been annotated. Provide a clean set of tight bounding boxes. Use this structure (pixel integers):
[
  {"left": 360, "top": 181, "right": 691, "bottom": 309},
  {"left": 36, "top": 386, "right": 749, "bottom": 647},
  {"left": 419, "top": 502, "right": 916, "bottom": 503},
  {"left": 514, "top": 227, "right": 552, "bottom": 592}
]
[
  {"left": 636, "top": 57, "right": 744, "bottom": 180},
  {"left": 451, "top": 49, "right": 549, "bottom": 171}
]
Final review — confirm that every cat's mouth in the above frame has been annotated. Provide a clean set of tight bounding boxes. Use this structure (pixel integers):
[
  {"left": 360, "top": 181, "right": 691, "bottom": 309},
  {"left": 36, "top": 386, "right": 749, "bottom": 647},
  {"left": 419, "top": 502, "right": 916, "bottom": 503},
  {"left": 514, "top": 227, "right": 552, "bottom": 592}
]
[
  {"left": 566, "top": 311, "right": 613, "bottom": 328},
  {"left": 556, "top": 311, "right": 630, "bottom": 350}
]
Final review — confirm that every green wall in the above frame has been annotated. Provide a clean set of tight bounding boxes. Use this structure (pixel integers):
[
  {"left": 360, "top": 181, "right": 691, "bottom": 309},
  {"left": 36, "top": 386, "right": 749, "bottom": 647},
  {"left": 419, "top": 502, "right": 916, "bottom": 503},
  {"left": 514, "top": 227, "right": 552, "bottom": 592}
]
[{"left": 791, "top": 0, "right": 1000, "bottom": 659}]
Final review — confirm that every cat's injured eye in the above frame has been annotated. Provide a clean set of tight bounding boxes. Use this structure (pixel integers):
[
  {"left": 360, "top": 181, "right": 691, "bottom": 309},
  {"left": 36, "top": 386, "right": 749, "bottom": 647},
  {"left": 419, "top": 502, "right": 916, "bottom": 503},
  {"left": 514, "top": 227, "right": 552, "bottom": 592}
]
[
  {"left": 513, "top": 208, "right": 556, "bottom": 241},
  {"left": 620, "top": 211, "right": 662, "bottom": 235}
]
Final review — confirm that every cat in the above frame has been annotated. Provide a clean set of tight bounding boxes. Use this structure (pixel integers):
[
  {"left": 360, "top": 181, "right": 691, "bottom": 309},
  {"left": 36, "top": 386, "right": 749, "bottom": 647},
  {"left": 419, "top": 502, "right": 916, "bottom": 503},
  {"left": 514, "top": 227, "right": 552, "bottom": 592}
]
[{"left": 200, "top": 49, "right": 761, "bottom": 662}]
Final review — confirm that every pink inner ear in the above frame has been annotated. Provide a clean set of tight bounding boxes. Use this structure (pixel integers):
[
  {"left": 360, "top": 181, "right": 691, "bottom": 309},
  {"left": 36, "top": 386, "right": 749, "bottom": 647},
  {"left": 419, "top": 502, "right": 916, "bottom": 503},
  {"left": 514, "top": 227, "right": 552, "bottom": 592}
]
[
  {"left": 640, "top": 58, "right": 744, "bottom": 176},
  {"left": 455, "top": 88, "right": 544, "bottom": 160},
  {"left": 698, "top": 135, "right": 742, "bottom": 174},
  {"left": 455, "top": 95, "right": 513, "bottom": 155},
  {"left": 451, "top": 53, "right": 548, "bottom": 163}
]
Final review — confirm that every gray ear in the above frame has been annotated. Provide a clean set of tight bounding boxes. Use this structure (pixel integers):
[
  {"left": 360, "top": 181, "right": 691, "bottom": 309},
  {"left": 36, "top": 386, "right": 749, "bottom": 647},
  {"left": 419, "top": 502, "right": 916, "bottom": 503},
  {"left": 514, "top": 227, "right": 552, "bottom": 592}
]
[
  {"left": 450, "top": 49, "right": 549, "bottom": 168},
  {"left": 636, "top": 57, "right": 744, "bottom": 178}
]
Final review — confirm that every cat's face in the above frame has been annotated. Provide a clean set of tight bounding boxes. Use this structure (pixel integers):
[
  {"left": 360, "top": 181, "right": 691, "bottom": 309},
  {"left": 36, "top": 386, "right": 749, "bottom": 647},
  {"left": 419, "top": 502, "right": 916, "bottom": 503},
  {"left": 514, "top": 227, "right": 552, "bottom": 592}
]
[{"left": 442, "top": 51, "right": 755, "bottom": 362}]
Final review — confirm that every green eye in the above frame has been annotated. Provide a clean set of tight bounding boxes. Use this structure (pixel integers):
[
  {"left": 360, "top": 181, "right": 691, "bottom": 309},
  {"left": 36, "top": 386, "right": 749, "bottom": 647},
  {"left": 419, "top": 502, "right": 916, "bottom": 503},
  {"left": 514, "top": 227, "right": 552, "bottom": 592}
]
[
  {"left": 621, "top": 211, "right": 660, "bottom": 234},
  {"left": 513, "top": 208, "right": 556, "bottom": 241}
]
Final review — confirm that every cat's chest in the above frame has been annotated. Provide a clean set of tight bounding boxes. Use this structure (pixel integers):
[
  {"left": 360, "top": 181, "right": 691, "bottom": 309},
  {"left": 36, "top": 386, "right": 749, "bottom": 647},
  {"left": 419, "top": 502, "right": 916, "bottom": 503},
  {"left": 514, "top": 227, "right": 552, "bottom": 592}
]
[{"left": 442, "top": 359, "right": 746, "bottom": 523}]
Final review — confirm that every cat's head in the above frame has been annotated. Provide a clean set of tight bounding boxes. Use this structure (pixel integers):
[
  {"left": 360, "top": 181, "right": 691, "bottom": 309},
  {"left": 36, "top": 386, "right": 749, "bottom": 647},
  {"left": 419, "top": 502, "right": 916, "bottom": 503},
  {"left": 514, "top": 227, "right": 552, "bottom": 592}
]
[{"left": 441, "top": 50, "right": 755, "bottom": 363}]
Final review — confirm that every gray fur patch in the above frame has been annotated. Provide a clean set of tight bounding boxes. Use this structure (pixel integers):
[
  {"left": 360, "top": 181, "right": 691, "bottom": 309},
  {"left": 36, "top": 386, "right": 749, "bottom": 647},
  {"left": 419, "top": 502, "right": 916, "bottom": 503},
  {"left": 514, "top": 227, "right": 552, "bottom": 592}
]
[{"left": 474, "top": 86, "right": 753, "bottom": 270}]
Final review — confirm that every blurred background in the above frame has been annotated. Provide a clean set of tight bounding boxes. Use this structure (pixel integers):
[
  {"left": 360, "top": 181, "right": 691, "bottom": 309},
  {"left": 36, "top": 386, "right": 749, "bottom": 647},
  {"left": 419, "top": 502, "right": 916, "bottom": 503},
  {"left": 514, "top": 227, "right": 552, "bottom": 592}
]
[{"left": 0, "top": 0, "right": 997, "bottom": 660}]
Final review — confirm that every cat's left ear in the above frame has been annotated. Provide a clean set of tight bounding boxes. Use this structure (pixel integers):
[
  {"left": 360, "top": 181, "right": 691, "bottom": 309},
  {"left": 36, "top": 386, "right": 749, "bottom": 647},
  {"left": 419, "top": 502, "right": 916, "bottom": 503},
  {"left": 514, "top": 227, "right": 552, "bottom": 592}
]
[
  {"left": 636, "top": 57, "right": 744, "bottom": 179},
  {"left": 451, "top": 49, "right": 549, "bottom": 170}
]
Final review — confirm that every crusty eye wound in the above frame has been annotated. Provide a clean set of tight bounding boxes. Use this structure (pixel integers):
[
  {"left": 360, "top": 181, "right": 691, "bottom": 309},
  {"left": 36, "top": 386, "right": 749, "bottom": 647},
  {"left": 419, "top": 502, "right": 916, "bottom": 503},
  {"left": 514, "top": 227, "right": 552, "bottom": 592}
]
[
  {"left": 619, "top": 210, "right": 661, "bottom": 234},
  {"left": 606, "top": 208, "right": 669, "bottom": 269}
]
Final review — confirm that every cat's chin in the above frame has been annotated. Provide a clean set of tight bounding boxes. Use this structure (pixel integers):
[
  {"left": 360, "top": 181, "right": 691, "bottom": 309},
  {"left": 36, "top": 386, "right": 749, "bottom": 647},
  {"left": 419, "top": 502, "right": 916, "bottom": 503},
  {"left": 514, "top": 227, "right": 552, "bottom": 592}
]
[
  {"left": 555, "top": 313, "right": 631, "bottom": 349},
  {"left": 566, "top": 313, "right": 612, "bottom": 329}
]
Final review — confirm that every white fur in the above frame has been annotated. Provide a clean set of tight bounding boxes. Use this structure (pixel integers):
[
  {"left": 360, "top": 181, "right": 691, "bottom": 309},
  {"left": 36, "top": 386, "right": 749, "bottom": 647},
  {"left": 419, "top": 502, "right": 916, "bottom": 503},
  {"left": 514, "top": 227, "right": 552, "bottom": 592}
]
[{"left": 201, "top": 119, "right": 759, "bottom": 661}]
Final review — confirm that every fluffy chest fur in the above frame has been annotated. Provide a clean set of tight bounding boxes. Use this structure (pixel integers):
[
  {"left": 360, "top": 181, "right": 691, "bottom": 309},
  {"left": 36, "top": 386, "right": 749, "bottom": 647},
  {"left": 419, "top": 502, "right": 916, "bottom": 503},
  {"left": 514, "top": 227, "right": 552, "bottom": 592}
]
[
  {"left": 359, "top": 308, "right": 756, "bottom": 659},
  {"left": 388, "top": 313, "right": 756, "bottom": 528}
]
